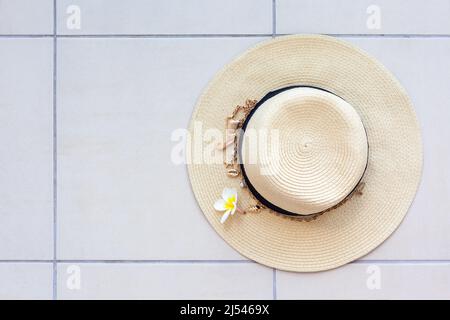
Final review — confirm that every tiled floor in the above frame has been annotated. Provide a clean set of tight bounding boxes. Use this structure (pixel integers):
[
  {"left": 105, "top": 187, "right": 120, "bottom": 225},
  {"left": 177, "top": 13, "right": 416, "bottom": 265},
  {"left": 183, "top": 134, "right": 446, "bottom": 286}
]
[{"left": 0, "top": 0, "right": 449, "bottom": 300}]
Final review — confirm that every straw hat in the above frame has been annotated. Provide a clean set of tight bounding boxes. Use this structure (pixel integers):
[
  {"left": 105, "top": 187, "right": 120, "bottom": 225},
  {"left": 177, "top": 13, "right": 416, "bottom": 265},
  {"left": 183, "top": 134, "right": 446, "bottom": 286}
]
[{"left": 187, "top": 35, "right": 422, "bottom": 272}]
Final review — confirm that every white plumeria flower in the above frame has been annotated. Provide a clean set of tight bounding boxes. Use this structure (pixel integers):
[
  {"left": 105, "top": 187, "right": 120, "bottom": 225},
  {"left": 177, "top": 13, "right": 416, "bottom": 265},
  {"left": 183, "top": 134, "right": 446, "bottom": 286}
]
[{"left": 214, "top": 188, "right": 238, "bottom": 224}]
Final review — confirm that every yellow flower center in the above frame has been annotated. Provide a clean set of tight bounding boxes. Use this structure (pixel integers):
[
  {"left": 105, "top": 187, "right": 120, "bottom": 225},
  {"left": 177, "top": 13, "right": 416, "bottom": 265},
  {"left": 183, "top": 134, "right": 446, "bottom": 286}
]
[{"left": 224, "top": 195, "right": 236, "bottom": 210}]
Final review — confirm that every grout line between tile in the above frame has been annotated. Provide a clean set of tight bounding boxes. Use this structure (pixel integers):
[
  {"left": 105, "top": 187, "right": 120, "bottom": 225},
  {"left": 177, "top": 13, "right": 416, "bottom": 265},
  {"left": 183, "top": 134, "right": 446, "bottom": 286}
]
[
  {"left": 57, "top": 34, "right": 272, "bottom": 38},
  {"left": 272, "top": 268, "right": 277, "bottom": 300},
  {"left": 0, "top": 259, "right": 449, "bottom": 264},
  {"left": 50, "top": 33, "right": 450, "bottom": 38},
  {"left": 1, "top": 34, "right": 450, "bottom": 39},
  {"left": 0, "top": 260, "right": 54, "bottom": 263},
  {"left": 52, "top": 0, "right": 58, "bottom": 301},
  {"left": 352, "top": 259, "right": 450, "bottom": 264},
  {"left": 280, "top": 33, "right": 450, "bottom": 38},
  {"left": 56, "top": 259, "right": 255, "bottom": 264},
  {"left": 272, "top": 0, "right": 277, "bottom": 37},
  {"left": 0, "top": 34, "right": 53, "bottom": 38}
]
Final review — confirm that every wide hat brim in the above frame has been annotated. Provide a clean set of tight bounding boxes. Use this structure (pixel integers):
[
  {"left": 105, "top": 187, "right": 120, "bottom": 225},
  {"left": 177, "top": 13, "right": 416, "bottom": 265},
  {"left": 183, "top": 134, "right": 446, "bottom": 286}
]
[{"left": 187, "top": 35, "right": 422, "bottom": 272}]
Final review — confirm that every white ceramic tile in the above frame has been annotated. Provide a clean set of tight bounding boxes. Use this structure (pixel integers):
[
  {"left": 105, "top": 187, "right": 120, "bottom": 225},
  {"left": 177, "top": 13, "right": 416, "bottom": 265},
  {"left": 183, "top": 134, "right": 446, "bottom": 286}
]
[
  {"left": 0, "top": 263, "right": 53, "bottom": 300},
  {"left": 57, "top": 37, "right": 267, "bottom": 260},
  {"left": 277, "top": 263, "right": 450, "bottom": 299},
  {"left": 57, "top": 262, "right": 272, "bottom": 299},
  {"left": 277, "top": 0, "right": 450, "bottom": 35},
  {"left": 0, "top": 39, "right": 53, "bottom": 259},
  {"left": 0, "top": 0, "right": 53, "bottom": 35},
  {"left": 57, "top": 0, "right": 272, "bottom": 35},
  {"left": 335, "top": 38, "right": 450, "bottom": 260}
]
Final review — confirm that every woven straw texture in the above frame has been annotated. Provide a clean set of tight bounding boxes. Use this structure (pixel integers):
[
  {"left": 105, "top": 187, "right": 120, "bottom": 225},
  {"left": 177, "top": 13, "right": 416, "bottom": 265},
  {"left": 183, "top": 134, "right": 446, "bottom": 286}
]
[
  {"left": 187, "top": 35, "right": 422, "bottom": 272},
  {"left": 241, "top": 87, "right": 368, "bottom": 215}
]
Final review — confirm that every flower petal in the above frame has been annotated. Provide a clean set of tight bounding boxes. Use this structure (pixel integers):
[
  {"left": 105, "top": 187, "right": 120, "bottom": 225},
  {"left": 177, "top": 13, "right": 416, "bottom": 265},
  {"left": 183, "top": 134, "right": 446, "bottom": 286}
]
[
  {"left": 230, "top": 207, "right": 237, "bottom": 215},
  {"left": 214, "top": 199, "right": 227, "bottom": 211},
  {"left": 222, "top": 188, "right": 237, "bottom": 201},
  {"left": 220, "top": 210, "right": 232, "bottom": 224}
]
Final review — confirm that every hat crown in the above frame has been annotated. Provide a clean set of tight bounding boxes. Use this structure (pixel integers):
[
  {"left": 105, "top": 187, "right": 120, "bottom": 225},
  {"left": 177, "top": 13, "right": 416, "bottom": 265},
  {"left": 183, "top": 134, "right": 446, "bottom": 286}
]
[{"left": 241, "top": 87, "right": 368, "bottom": 215}]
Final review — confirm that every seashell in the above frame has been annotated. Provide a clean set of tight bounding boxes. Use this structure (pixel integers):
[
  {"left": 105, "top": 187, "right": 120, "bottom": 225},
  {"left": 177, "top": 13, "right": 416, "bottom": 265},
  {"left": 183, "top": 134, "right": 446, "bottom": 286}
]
[
  {"left": 227, "top": 169, "right": 240, "bottom": 177},
  {"left": 227, "top": 119, "right": 241, "bottom": 129},
  {"left": 246, "top": 205, "right": 263, "bottom": 213}
]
